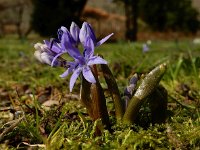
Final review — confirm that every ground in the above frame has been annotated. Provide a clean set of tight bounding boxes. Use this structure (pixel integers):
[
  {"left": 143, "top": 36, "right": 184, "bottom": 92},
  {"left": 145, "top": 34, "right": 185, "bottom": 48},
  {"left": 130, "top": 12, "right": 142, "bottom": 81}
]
[{"left": 0, "top": 35, "right": 200, "bottom": 149}]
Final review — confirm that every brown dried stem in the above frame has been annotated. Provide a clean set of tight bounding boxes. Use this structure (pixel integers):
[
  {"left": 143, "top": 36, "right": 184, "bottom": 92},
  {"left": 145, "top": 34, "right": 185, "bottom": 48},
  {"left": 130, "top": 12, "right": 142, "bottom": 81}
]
[{"left": 91, "top": 65, "right": 112, "bottom": 133}]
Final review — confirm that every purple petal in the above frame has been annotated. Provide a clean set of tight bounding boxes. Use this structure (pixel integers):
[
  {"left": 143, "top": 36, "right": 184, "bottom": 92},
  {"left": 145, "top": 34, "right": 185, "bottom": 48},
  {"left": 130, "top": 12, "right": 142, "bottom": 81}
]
[
  {"left": 142, "top": 44, "right": 149, "bottom": 53},
  {"left": 61, "top": 32, "right": 81, "bottom": 59},
  {"left": 87, "top": 23, "right": 96, "bottom": 42},
  {"left": 60, "top": 67, "right": 73, "bottom": 78},
  {"left": 51, "top": 52, "right": 66, "bottom": 67},
  {"left": 68, "top": 61, "right": 79, "bottom": 68},
  {"left": 57, "top": 26, "right": 68, "bottom": 41},
  {"left": 44, "top": 40, "right": 51, "bottom": 47},
  {"left": 79, "top": 23, "right": 87, "bottom": 45},
  {"left": 51, "top": 43, "right": 62, "bottom": 53},
  {"left": 44, "top": 39, "right": 62, "bottom": 53},
  {"left": 60, "top": 26, "right": 68, "bottom": 32},
  {"left": 44, "top": 39, "right": 56, "bottom": 48},
  {"left": 79, "top": 22, "right": 96, "bottom": 46},
  {"left": 83, "top": 36, "right": 94, "bottom": 59},
  {"left": 87, "top": 56, "right": 107, "bottom": 66},
  {"left": 82, "top": 66, "right": 96, "bottom": 83},
  {"left": 61, "top": 30, "right": 74, "bottom": 44},
  {"left": 77, "top": 56, "right": 86, "bottom": 65},
  {"left": 70, "top": 22, "right": 80, "bottom": 44},
  {"left": 96, "top": 33, "right": 114, "bottom": 47},
  {"left": 69, "top": 68, "right": 82, "bottom": 92},
  {"left": 67, "top": 61, "right": 77, "bottom": 68},
  {"left": 60, "top": 61, "right": 79, "bottom": 78}
]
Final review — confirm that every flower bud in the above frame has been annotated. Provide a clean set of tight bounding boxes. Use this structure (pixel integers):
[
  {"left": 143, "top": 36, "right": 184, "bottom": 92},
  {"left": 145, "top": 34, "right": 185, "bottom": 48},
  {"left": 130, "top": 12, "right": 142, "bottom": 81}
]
[
  {"left": 70, "top": 22, "right": 80, "bottom": 44},
  {"left": 79, "top": 22, "right": 96, "bottom": 46},
  {"left": 34, "top": 50, "right": 43, "bottom": 63}
]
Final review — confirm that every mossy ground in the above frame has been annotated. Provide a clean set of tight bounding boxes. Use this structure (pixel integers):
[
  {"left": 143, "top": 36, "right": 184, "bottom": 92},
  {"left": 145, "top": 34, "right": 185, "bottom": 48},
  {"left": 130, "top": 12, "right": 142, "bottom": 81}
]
[{"left": 0, "top": 35, "right": 200, "bottom": 149}]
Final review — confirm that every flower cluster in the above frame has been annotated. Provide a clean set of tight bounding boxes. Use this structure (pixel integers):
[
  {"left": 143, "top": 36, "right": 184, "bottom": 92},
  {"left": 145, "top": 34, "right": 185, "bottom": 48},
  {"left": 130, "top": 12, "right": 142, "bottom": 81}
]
[{"left": 34, "top": 22, "right": 113, "bottom": 92}]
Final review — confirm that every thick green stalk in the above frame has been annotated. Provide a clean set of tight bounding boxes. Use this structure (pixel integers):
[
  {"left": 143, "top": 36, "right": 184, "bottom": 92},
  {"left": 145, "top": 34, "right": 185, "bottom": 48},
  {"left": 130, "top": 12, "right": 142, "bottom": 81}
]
[
  {"left": 123, "top": 63, "right": 167, "bottom": 124},
  {"left": 101, "top": 64, "right": 125, "bottom": 121}
]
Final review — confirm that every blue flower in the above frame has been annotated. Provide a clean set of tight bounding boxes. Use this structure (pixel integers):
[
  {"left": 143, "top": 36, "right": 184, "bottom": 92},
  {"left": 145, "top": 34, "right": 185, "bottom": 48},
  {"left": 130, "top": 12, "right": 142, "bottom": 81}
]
[
  {"left": 34, "top": 42, "right": 66, "bottom": 67},
  {"left": 142, "top": 43, "right": 149, "bottom": 53},
  {"left": 70, "top": 22, "right": 80, "bottom": 45},
  {"left": 43, "top": 38, "right": 69, "bottom": 67},
  {"left": 34, "top": 21, "right": 113, "bottom": 92},
  {"left": 57, "top": 22, "right": 80, "bottom": 47},
  {"left": 79, "top": 22, "right": 113, "bottom": 47},
  {"left": 50, "top": 22, "right": 81, "bottom": 66},
  {"left": 60, "top": 36, "right": 107, "bottom": 92}
]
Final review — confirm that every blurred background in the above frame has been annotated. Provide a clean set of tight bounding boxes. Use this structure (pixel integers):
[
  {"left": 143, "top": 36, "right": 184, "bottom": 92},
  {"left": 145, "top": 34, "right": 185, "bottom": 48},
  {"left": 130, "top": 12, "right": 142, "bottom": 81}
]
[
  {"left": 0, "top": 0, "right": 200, "bottom": 41},
  {"left": 1, "top": 1, "right": 200, "bottom": 149}
]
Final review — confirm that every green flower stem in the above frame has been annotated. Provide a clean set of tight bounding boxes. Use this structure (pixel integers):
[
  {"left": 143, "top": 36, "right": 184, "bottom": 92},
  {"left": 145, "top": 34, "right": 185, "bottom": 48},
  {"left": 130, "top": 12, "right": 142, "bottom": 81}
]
[
  {"left": 91, "top": 65, "right": 112, "bottom": 133},
  {"left": 101, "top": 64, "right": 125, "bottom": 121},
  {"left": 123, "top": 63, "right": 167, "bottom": 124}
]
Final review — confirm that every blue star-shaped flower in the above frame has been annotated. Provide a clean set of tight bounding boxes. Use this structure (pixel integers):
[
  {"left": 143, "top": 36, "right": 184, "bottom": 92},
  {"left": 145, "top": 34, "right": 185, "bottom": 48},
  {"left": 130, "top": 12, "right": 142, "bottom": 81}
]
[
  {"left": 57, "top": 22, "right": 80, "bottom": 47},
  {"left": 79, "top": 22, "right": 113, "bottom": 47},
  {"left": 34, "top": 42, "right": 66, "bottom": 67},
  {"left": 60, "top": 36, "right": 107, "bottom": 92},
  {"left": 34, "top": 21, "right": 113, "bottom": 92}
]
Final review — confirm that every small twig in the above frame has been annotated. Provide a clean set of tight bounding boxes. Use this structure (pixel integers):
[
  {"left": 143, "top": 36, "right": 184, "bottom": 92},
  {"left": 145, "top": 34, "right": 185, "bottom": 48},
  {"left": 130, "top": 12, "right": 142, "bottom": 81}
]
[
  {"left": 65, "top": 94, "right": 79, "bottom": 100},
  {"left": 17, "top": 142, "right": 45, "bottom": 149},
  {"left": 0, "top": 107, "right": 14, "bottom": 112},
  {"left": 0, "top": 117, "right": 22, "bottom": 129},
  {"left": 169, "top": 92, "right": 196, "bottom": 110},
  {"left": 0, "top": 116, "right": 24, "bottom": 142}
]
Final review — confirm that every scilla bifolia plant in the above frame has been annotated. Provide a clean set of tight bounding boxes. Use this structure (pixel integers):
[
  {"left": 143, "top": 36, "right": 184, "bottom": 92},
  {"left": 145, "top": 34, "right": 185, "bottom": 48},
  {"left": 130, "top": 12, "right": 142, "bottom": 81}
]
[{"left": 34, "top": 22, "right": 167, "bottom": 134}]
